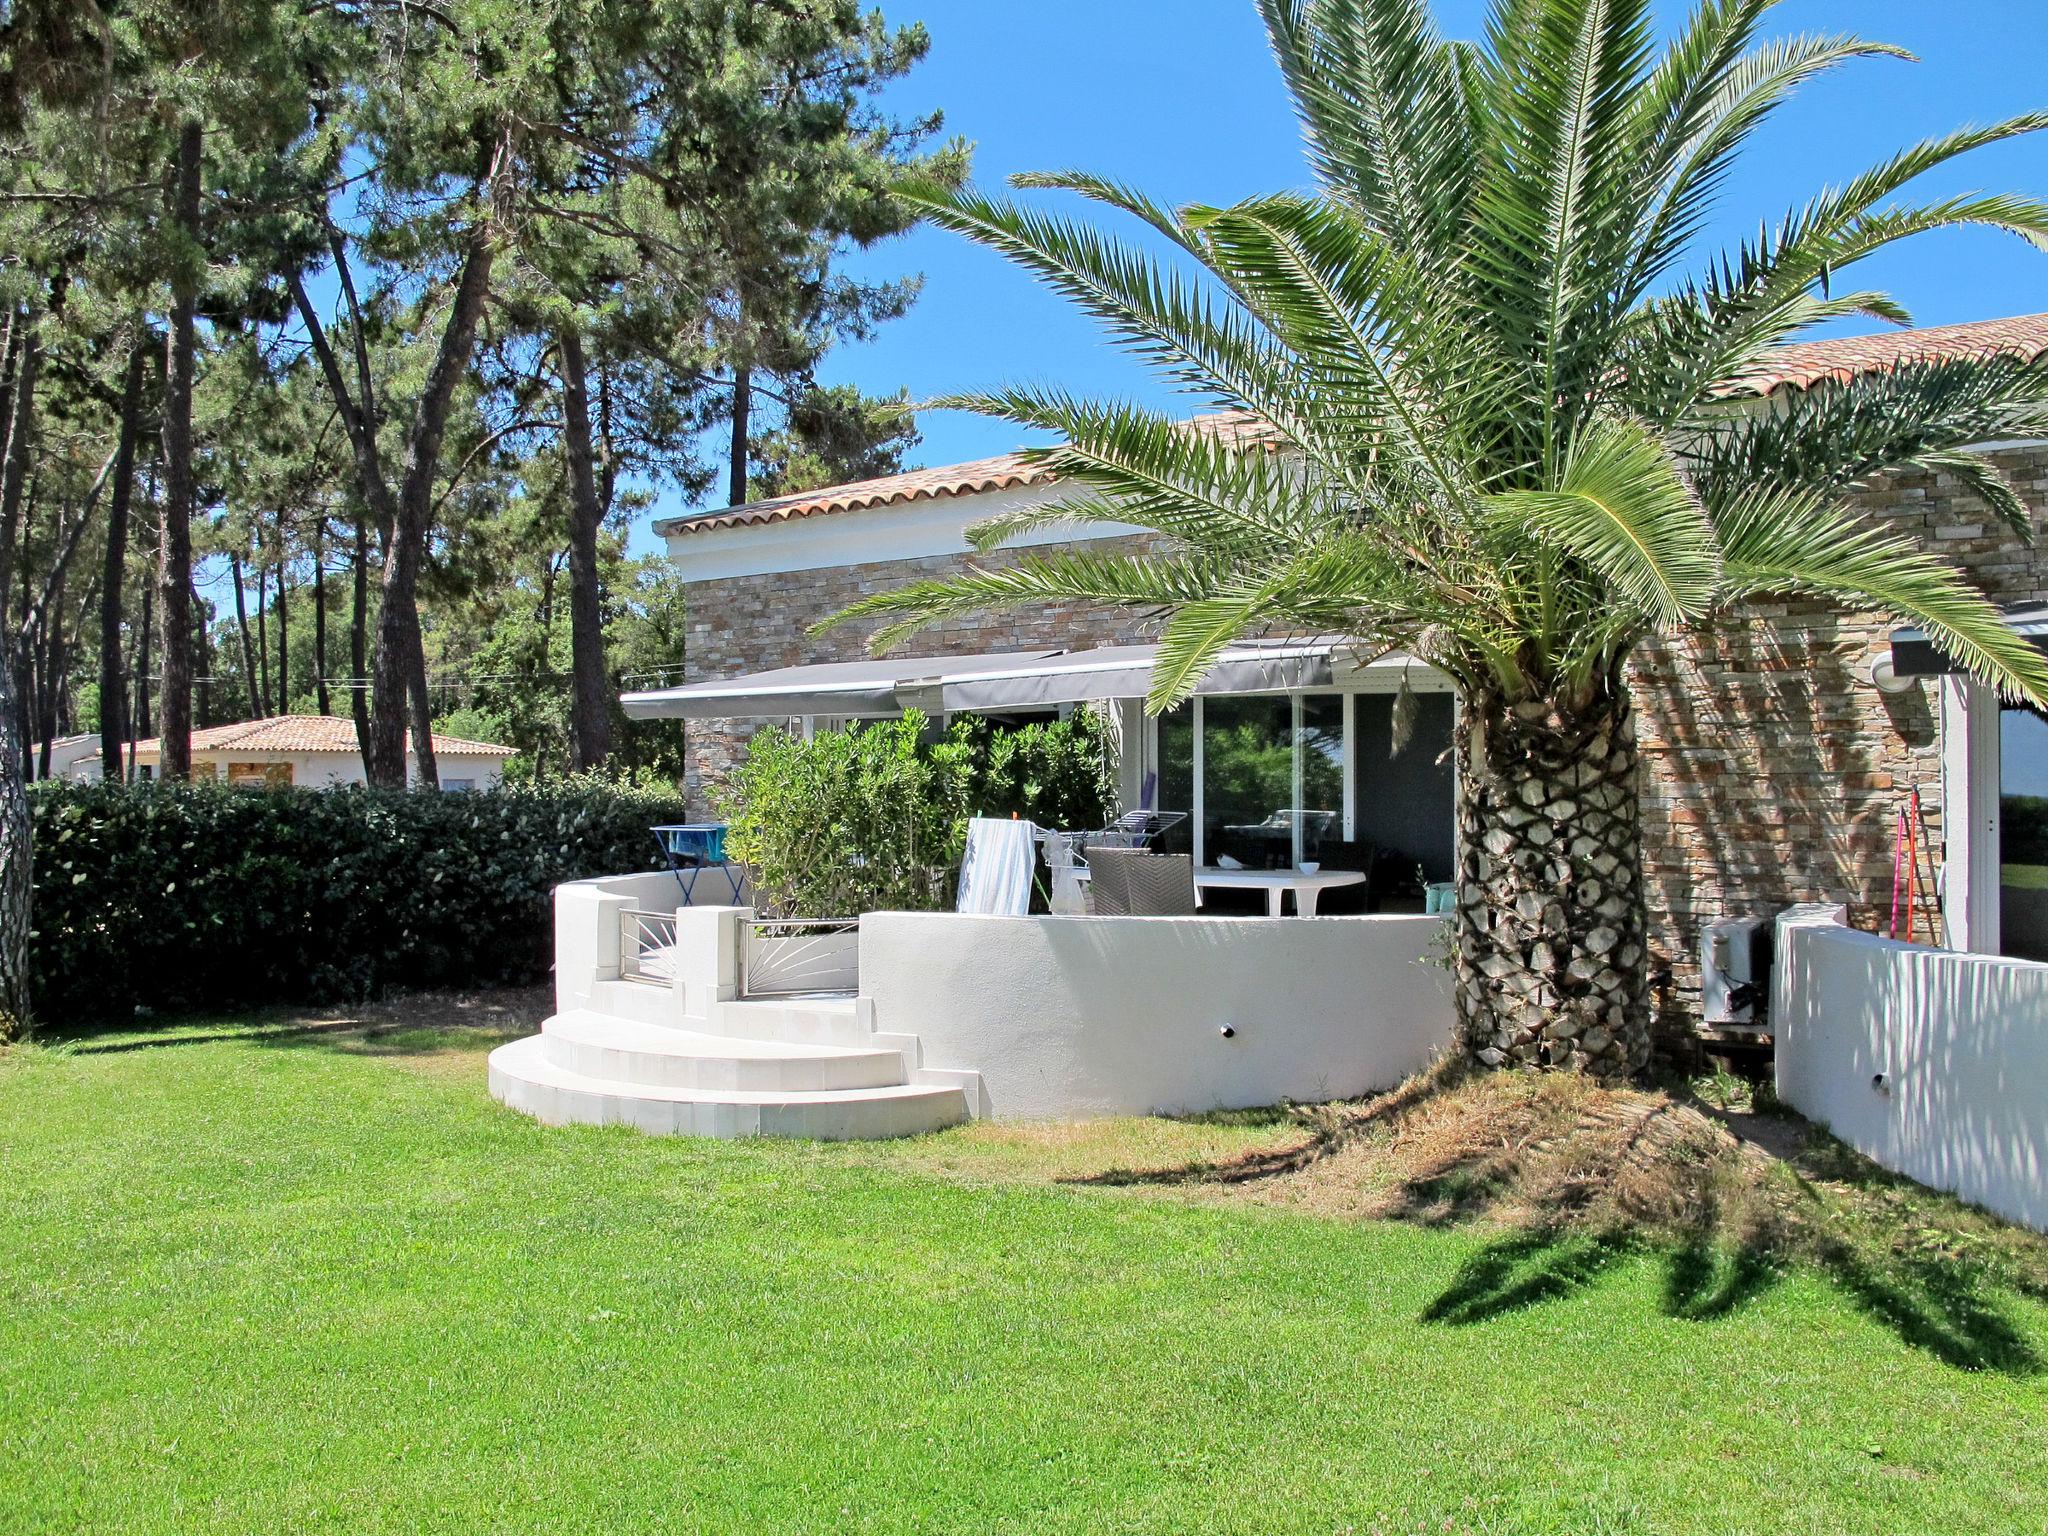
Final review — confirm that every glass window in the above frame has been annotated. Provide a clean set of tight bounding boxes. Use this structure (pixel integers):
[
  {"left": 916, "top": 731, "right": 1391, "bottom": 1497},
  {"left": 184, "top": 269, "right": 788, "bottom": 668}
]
[
  {"left": 1299, "top": 695, "right": 1345, "bottom": 866},
  {"left": 2000, "top": 704, "right": 2048, "bottom": 961},
  {"left": 1155, "top": 704, "right": 1195, "bottom": 857},
  {"left": 1203, "top": 696, "right": 1297, "bottom": 870},
  {"left": 1352, "top": 691, "right": 1457, "bottom": 899}
]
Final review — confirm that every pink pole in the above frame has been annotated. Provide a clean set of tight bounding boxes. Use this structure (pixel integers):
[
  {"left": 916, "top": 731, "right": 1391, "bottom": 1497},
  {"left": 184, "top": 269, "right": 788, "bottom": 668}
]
[{"left": 1889, "top": 807, "right": 1906, "bottom": 940}]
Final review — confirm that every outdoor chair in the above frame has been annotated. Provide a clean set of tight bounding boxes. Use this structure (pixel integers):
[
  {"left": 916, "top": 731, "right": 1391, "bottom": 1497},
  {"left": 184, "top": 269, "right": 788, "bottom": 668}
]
[{"left": 1085, "top": 848, "right": 1198, "bottom": 917}]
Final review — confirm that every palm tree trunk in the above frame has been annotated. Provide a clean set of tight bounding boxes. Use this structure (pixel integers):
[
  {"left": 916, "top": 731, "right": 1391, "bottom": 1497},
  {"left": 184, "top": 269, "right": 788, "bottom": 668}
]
[{"left": 1453, "top": 672, "right": 1651, "bottom": 1079}]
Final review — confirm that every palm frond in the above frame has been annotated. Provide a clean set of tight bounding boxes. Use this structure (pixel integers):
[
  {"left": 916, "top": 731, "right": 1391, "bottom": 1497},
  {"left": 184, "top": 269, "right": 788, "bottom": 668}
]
[
  {"left": 822, "top": 548, "right": 1239, "bottom": 654},
  {"left": 1485, "top": 416, "right": 1720, "bottom": 629},
  {"left": 1627, "top": 26, "right": 1910, "bottom": 298},
  {"left": 1148, "top": 595, "right": 1275, "bottom": 710},
  {"left": 1686, "top": 353, "right": 2048, "bottom": 537},
  {"left": 891, "top": 179, "right": 1332, "bottom": 461},
  {"left": 1718, "top": 489, "right": 2048, "bottom": 705},
  {"left": 1255, "top": 0, "right": 1478, "bottom": 265},
  {"left": 932, "top": 386, "right": 1327, "bottom": 553}
]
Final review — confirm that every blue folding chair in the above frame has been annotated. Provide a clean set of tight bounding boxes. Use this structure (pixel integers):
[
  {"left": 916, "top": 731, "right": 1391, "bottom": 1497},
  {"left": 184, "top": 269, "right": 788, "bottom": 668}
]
[{"left": 652, "top": 824, "right": 745, "bottom": 905}]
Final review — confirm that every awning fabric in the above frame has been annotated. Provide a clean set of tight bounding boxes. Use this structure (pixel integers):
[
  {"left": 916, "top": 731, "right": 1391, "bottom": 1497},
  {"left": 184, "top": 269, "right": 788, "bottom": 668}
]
[
  {"left": 1890, "top": 603, "right": 2048, "bottom": 678},
  {"left": 620, "top": 639, "right": 1356, "bottom": 721}
]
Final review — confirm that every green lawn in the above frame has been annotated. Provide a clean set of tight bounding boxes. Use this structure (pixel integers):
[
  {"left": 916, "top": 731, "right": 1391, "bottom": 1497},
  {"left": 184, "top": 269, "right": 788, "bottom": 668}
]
[{"left": 2, "top": 1009, "right": 2045, "bottom": 1535}]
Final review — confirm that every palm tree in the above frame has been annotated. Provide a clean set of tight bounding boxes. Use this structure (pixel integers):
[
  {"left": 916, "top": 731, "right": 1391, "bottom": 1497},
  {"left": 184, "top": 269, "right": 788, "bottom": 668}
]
[{"left": 835, "top": 0, "right": 2048, "bottom": 1078}]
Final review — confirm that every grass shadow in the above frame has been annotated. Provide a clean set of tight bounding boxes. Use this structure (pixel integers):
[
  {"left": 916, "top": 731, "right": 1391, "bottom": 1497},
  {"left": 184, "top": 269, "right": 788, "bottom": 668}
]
[{"left": 55, "top": 1017, "right": 377, "bottom": 1055}]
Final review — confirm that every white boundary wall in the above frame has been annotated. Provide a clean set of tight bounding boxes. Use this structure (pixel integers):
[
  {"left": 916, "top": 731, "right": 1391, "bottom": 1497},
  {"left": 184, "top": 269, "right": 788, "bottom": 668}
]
[
  {"left": 1774, "top": 904, "right": 2048, "bottom": 1232},
  {"left": 861, "top": 911, "right": 1455, "bottom": 1119}
]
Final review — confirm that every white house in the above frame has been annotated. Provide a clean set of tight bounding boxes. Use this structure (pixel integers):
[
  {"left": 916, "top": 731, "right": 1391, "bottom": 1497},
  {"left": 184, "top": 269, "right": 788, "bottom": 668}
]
[{"left": 129, "top": 715, "right": 516, "bottom": 789}]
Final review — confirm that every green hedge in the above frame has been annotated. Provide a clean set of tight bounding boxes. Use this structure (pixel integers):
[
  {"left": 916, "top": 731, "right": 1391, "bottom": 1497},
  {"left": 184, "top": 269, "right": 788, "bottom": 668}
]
[{"left": 29, "top": 778, "right": 687, "bottom": 1022}]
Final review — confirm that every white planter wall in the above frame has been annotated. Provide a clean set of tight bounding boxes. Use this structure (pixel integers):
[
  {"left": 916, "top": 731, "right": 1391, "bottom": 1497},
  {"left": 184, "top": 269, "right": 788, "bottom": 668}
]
[
  {"left": 861, "top": 911, "right": 1455, "bottom": 1119},
  {"left": 1774, "top": 905, "right": 2048, "bottom": 1232}
]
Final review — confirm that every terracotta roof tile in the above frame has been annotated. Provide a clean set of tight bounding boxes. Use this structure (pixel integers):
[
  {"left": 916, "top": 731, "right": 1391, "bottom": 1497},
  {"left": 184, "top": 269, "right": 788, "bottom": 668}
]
[
  {"left": 660, "top": 316, "right": 2048, "bottom": 538},
  {"left": 1713, "top": 312, "right": 2048, "bottom": 398},
  {"left": 132, "top": 716, "right": 515, "bottom": 758}
]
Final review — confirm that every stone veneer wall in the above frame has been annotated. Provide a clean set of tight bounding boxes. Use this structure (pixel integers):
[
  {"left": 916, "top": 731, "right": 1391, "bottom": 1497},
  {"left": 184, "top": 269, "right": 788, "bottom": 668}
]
[
  {"left": 678, "top": 447, "right": 2048, "bottom": 1029},
  {"left": 1632, "top": 445, "right": 2048, "bottom": 1023}
]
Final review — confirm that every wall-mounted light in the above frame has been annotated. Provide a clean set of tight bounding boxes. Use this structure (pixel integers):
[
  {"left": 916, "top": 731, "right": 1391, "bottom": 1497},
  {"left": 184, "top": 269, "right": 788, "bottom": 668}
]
[{"left": 1869, "top": 654, "right": 1917, "bottom": 696}]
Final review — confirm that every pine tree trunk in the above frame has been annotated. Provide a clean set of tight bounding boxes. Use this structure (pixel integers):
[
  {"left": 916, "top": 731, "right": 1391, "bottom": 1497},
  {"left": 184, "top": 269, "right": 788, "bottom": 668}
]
[
  {"left": 133, "top": 573, "right": 152, "bottom": 752},
  {"left": 156, "top": 117, "right": 202, "bottom": 781},
  {"left": 1452, "top": 673, "right": 1652, "bottom": 1079},
  {"left": 0, "top": 650, "right": 27, "bottom": 1038},
  {"left": 275, "top": 537, "right": 289, "bottom": 713},
  {"left": 312, "top": 519, "right": 329, "bottom": 715},
  {"left": 255, "top": 559, "right": 272, "bottom": 716},
  {"left": 349, "top": 507, "right": 371, "bottom": 757},
  {"left": 727, "top": 361, "right": 751, "bottom": 508},
  {"left": 230, "top": 552, "right": 261, "bottom": 718},
  {"left": 559, "top": 326, "right": 613, "bottom": 771},
  {"left": 99, "top": 341, "right": 143, "bottom": 779}
]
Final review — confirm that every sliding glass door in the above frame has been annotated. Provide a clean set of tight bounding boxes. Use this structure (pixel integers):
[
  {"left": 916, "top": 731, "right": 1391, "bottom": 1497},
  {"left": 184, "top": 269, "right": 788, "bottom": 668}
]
[{"left": 1146, "top": 691, "right": 1451, "bottom": 886}]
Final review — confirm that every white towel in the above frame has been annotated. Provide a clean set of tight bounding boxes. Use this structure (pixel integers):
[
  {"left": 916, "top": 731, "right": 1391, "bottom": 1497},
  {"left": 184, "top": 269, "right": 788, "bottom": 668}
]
[{"left": 957, "top": 817, "right": 1037, "bottom": 916}]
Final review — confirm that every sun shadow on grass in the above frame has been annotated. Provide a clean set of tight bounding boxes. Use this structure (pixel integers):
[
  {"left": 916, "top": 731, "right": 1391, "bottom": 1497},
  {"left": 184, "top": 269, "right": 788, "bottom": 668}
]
[
  {"left": 1662, "top": 1240, "right": 1785, "bottom": 1321},
  {"left": 1055, "top": 1068, "right": 2046, "bottom": 1375},
  {"left": 1815, "top": 1243, "right": 2042, "bottom": 1374},
  {"left": 56, "top": 1017, "right": 377, "bottom": 1055},
  {"left": 1421, "top": 1229, "right": 1634, "bottom": 1325}
]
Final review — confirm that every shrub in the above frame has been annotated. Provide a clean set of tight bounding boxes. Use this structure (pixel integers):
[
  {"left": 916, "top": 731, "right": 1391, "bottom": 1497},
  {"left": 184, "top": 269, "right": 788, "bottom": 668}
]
[
  {"left": 955, "top": 710, "right": 1116, "bottom": 830},
  {"left": 716, "top": 710, "right": 1116, "bottom": 919},
  {"left": 718, "top": 714, "right": 974, "bottom": 918},
  {"left": 29, "top": 776, "right": 687, "bottom": 1023}
]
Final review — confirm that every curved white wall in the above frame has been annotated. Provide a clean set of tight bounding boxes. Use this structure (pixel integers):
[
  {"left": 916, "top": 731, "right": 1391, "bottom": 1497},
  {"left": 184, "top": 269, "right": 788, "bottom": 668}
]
[
  {"left": 1775, "top": 905, "right": 2048, "bottom": 1232},
  {"left": 861, "top": 912, "right": 1455, "bottom": 1119}
]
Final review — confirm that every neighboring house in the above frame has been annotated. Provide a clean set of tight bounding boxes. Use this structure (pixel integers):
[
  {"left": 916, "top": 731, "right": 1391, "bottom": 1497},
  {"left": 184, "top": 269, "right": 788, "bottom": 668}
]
[
  {"left": 628, "top": 314, "right": 2048, "bottom": 1031},
  {"left": 129, "top": 716, "right": 516, "bottom": 790},
  {"left": 34, "top": 734, "right": 103, "bottom": 783}
]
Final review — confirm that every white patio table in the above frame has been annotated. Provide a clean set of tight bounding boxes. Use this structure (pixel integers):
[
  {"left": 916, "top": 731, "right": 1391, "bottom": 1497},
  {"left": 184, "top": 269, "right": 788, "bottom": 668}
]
[
  {"left": 1070, "top": 864, "right": 1366, "bottom": 917},
  {"left": 1191, "top": 868, "right": 1367, "bottom": 917}
]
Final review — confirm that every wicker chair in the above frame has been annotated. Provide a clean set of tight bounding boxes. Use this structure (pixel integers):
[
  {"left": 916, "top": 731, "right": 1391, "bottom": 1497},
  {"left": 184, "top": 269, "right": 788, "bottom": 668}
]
[{"left": 1085, "top": 848, "right": 1198, "bottom": 917}]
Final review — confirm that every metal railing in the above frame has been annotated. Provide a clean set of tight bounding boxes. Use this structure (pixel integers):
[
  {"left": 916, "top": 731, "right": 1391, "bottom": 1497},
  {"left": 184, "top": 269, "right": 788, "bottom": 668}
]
[
  {"left": 740, "top": 917, "right": 860, "bottom": 998},
  {"left": 620, "top": 908, "right": 680, "bottom": 984}
]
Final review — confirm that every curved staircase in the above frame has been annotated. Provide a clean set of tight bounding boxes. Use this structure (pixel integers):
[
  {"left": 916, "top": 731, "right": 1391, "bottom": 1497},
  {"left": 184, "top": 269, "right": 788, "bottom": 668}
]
[{"left": 489, "top": 991, "right": 972, "bottom": 1141}]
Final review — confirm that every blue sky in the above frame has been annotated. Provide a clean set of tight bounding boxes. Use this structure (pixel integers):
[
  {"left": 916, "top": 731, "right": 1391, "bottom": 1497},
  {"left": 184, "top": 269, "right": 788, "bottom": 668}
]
[{"left": 650, "top": 0, "right": 2048, "bottom": 536}]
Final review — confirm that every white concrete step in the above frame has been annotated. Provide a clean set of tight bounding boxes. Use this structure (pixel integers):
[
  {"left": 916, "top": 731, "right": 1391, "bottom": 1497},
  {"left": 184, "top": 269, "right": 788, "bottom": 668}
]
[
  {"left": 488, "top": 1035, "right": 967, "bottom": 1141},
  {"left": 539, "top": 1010, "right": 908, "bottom": 1092},
  {"left": 711, "top": 996, "right": 868, "bottom": 1046},
  {"left": 585, "top": 977, "right": 681, "bottom": 1027}
]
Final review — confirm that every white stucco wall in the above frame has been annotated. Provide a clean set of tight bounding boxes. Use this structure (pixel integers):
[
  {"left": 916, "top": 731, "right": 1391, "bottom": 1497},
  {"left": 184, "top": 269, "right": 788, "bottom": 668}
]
[
  {"left": 553, "top": 871, "right": 752, "bottom": 1015},
  {"left": 1774, "top": 905, "right": 2048, "bottom": 1232},
  {"left": 861, "top": 911, "right": 1455, "bottom": 1119},
  {"left": 129, "top": 749, "right": 508, "bottom": 788}
]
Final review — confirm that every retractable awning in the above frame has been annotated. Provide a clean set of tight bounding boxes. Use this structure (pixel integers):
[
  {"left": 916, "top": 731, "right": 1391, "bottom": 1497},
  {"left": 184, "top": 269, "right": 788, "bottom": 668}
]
[
  {"left": 620, "top": 638, "right": 1378, "bottom": 721},
  {"left": 1890, "top": 603, "right": 2048, "bottom": 678}
]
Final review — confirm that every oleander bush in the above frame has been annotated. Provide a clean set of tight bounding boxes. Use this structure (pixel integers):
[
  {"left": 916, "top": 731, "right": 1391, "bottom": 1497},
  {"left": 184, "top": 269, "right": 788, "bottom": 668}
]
[
  {"left": 718, "top": 710, "right": 1114, "bottom": 918},
  {"left": 28, "top": 776, "right": 687, "bottom": 1022}
]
